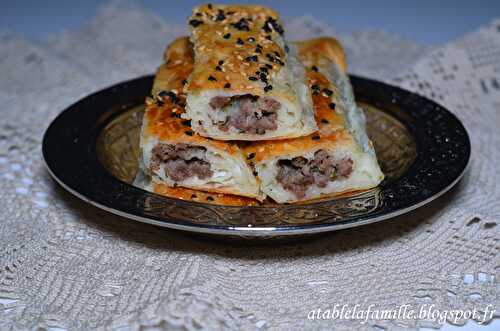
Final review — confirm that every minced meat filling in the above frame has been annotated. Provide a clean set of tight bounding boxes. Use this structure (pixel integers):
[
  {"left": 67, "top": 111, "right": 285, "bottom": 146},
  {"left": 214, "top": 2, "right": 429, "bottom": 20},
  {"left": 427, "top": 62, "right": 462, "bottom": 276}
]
[
  {"left": 209, "top": 95, "right": 280, "bottom": 134},
  {"left": 276, "top": 150, "right": 353, "bottom": 198},
  {"left": 150, "top": 143, "right": 213, "bottom": 182}
]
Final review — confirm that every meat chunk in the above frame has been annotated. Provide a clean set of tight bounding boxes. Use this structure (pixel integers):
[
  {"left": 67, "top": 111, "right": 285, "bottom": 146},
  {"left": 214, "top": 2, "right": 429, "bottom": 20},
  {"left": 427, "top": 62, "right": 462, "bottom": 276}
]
[
  {"left": 150, "top": 143, "right": 213, "bottom": 181},
  {"left": 209, "top": 95, "right": 280, "bottom": 134},
  {"left": 276, "top": 150, "right": 353, "bottom": 198},
  {"left": 209, "top": 96, "right": 231, "bottom": 110}
]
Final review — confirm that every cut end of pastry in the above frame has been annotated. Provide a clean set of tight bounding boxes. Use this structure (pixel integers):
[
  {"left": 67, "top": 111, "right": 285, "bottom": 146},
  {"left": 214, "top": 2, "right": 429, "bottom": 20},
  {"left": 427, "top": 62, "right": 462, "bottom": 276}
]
[
  {"left": 255, "top": 147, "right": 384, "bottom": 203},
  {"left": 141, "top": 138, "right": 265, "bottom": 201}
]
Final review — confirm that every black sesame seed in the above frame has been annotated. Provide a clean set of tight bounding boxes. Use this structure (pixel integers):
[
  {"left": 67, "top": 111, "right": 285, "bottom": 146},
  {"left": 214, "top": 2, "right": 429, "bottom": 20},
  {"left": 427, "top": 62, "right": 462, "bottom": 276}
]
[
  {"left": 185, "top": 131, "right": 194, "bottom": 136},
  {"left": 224, "top": 83, "right": 231, "bottom": 88},
  {"left": 223, "top": 33, "right": 231, "bottom": 39},
  {"left": 329, "top": 103, "right": 336, "bottom": 110},
  {"left": 247, "top": 153, "right": 255, "bottom": 160},
  {"left": 264, "top": 85, "right": 273, "bottom": 92},
  {"left": 311, "top": 65, "right": 318, "bottom": 72},
  {"left": 253, "top": 171, "right": 258, "bottom": 176},
  {"left": 265, "top": 35, "right": 272, "bottom": 41},
  {"left": 236, "top": 38, "right": 244, "bottom": 45},
  {"left": 312, "top": 135, "right": 320, "bottom": 140},
  {"left": 321, "top": 119, "right": 329, "bottom": 124},
  {"left": 182, "top": 79, "right": 188, "bottom": 85},
  {"left": 255, "top": 47, "right": 262, "bottom": 54},
  {"left": 206, "top": 196, "right": 214, "bottom": 201},
  {"left": 218, "top": 60, "right": 224, "bottom": 65},
  {"left": 189, "top": 19, "right": 204, "bottom": 27},
  {"left": 191, "top": 194, "right": 197, "bottom": 199},
  {"left": 231, "top": 18, "right": 250, "bottom": 31},
  {"left": 273, "top": 51, "right": 280, "bottom": 56},
  {"left": 323, "top": 88, "right": 333, "bottom": 96},
  {"left": 247, "top": 37, "right": 255, "bottom": 43},
  {"left": 262, "top": 17, "right": 284, "bottom": 35},
  {"left": 248, "top": 76, "right": 258, "bottom": 81},
  {"left": 215, "top": 9, "right": 225, "bottom": 21},
  {"left": 259, "top": 73, "right": 268, "bottom": 83},
  {"left": 195, "top": 12, "right": 202, "bottom": 17},
  {"left": 311, "top": 84, "right": 320, "bottom": 90},
  {"left": 215, "top": 65, "right": 222, "bottom": 71},
  {"left": 181, "top": 120, "right": 191, "bottom": 127},
  {"left": 265, "top": 64, "right": 273, "bottom": 69},
  {"left": 208, "top": 75, "right": 217, "bottom": 81},
  {"left": 245, "top": 55, "right": 258, "bottom": 62}
]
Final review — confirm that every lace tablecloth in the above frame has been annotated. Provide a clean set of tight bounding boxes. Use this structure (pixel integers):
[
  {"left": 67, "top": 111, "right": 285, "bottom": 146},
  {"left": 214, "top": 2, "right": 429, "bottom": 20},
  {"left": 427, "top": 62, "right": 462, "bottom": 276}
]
[{"left": 1, "top": 3, "right": 499, "bottom": 330}]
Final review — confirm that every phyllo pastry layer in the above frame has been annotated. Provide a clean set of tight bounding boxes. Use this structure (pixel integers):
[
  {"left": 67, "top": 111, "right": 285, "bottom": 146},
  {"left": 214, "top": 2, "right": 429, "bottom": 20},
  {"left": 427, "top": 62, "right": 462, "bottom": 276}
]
[
  {"left": 184, "top": 4, "right": 317, "bottom": 141},
  {"left": 140, "top": 37, "right": 264, "bottom": 201},
  {"left": 242, "top": 37, "right": 384, "bottom": 203}
]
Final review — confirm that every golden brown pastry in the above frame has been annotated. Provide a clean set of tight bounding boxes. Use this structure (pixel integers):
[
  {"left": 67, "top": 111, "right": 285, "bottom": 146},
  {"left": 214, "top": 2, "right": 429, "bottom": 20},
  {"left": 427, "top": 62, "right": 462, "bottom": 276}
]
[
  {"left": 183, "top": 4, "right": 317, "bottom": 141},
  {"left": 139, "top": 37, "right": 264, "bottom": 200},
  {"left": 242, "top": 37, "right": 384, "bottom": 203}
]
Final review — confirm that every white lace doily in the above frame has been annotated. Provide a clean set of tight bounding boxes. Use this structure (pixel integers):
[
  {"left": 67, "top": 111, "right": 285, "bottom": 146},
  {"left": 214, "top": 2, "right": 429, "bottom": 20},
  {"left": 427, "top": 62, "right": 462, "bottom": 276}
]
[{"left": 0, "top": 2, "right": 499, "bottom": 330}]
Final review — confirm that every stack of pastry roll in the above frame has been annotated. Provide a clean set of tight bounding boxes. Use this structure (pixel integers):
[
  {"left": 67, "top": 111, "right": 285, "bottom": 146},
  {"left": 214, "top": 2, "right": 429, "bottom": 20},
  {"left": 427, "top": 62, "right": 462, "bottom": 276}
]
[{"left": 138, "top": 4, "right": 383, "bottom": 205}]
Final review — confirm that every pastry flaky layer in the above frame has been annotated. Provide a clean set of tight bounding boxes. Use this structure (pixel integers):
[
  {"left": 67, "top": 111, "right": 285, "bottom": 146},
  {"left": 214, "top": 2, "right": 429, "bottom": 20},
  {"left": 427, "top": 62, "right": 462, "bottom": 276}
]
[
  {"left": 242, "top": 37, "right": 384, "bottom": 203},
  {"left": 140, "top": 37, "right": 265, "bottom": 201},
  {"left": 140, "top": 33, "right": 383, "bottom": 204},
  {"left": 183, "top": 4, "right": 317, "bottom": 141}
]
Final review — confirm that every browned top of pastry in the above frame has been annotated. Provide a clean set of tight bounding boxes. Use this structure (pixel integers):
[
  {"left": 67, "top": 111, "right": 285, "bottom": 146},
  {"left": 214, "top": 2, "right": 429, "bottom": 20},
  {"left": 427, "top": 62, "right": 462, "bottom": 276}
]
[{"left": 185, "top": 4, "right": 286, "bottom": 95}]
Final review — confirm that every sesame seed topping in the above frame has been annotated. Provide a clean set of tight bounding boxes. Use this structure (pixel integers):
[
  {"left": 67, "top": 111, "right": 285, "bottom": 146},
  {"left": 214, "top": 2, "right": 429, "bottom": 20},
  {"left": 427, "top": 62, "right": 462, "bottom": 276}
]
[
  {"left": 191, "top": 194, "right": 197, "bottom": 199},
  {"left": 182, "top": 79, "right": 187, "bottom": 85},
  {"left": 312, "top": 135, "right": 320, "bottom": 140},
  {"left": 321, "top": 119, "right": 329, "bottom": 124},
  {"left": 215, "top": 9, "right": 225, "bottom": 21},
  {"left": 264, "top": 85, "right": 273, "bottom": 92},
  {"left": 223, "top": 33, "right": 231, "bottom": 39},
  {"left": 215, "top": 65, "right": 222, "bottom": 71},
  {"left": 185, "top": 130, "right": 194, "bottom": 136},
  {"left": 329, "top": 103, "right": 336, "bottom": 110},
  {"left": 224, "top": 83, "right": 231, "bottom": 88},
  {"left": 181, "top": 120, "right": 191, "bottom": 127},
  {"left": 236, "top": 38, "right": 244, "bottom": 45},
  {"left": 311, "top": 65, "right": 318, "bottom": 72},
  {"left": 206, "top": 196, "right": 214, "bottom": 201},
  {"left": 323, "top": 88, "right": 333, "bottom": 96},
  {"left": 247, "top": 153, "right": 255, "bottom": 160},
  {"left": 189, "top": 19, "right": 203, "bottom": 27},
  {"left": 231, "top": 18, "right": 250, "bottom": 31},
  {"left": 253, "top": 171, "right": 258, "bottom": 176},
  {"left": 218, "top": 60, "right": 224, "bottom": 65},
  {"left": 208, "top": 75, "right": 217, "bottom": 81},
  {"left": 245, "top": 55, "right": 258, "bottom": 62},
  {"left": 248, "top": 76, "right": 258, "bottom": 81}
]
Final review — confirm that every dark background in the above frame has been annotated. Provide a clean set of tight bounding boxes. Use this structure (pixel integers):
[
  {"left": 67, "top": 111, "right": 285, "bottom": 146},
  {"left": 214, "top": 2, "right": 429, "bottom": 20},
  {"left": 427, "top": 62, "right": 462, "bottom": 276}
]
[{"left": 1, "top": 0, "right": 499, "bottom": 44}]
